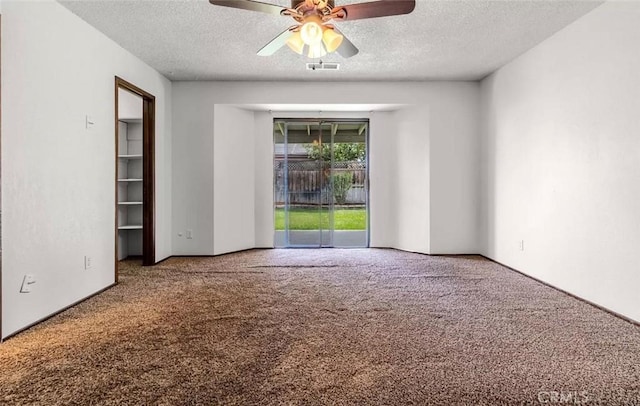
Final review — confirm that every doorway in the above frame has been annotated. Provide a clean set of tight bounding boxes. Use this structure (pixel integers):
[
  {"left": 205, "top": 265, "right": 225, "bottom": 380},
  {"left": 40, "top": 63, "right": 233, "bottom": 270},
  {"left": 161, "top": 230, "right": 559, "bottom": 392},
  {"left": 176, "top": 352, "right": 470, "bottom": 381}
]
[
  {"left": 274, "top": 119, "right": 369, "bottom": 248},
  {"left": 115, "top": 77, "right": 155, "bottom": 274}
]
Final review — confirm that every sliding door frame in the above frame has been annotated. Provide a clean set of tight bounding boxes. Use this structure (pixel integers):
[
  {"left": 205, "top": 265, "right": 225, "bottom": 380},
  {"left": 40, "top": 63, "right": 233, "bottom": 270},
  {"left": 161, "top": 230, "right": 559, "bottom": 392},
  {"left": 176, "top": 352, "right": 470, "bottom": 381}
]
[{"left": 274, "top": 118, "right": 370, "bottom": 248}]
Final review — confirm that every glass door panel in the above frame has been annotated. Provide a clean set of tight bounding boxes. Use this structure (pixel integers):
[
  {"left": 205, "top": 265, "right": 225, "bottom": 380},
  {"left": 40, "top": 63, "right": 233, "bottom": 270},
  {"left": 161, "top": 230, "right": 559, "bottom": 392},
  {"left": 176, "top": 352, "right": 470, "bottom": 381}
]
[
  {"left": 286, "top": 121, "right": 323, "bottom": 247},
  {"left": 331, "top": 121, "right": 368, "bottom": 248}
]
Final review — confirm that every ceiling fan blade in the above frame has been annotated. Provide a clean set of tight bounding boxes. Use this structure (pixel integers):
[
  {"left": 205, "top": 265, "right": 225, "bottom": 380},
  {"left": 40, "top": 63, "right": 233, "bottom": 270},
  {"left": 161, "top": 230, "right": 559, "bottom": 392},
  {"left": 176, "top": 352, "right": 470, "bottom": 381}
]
[
  {"left": 334, "top": 29, "right": 359, "bottom": 58},
  {"left": 334, "top": 0, "right": 415, "bottom": 21},
  {"left": 257, "top": 29, "right": 294, "bottom": 56},
  {"left": 209, "top": 0, "right": 285, "bottom": 16}
]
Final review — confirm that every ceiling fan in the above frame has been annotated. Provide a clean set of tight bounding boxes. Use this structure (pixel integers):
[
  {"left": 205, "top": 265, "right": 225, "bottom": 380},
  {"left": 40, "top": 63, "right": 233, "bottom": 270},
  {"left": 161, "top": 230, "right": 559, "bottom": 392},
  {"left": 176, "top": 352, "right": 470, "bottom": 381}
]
[{"left": 209, "top": 0, "right": 416, "bottom": 58}]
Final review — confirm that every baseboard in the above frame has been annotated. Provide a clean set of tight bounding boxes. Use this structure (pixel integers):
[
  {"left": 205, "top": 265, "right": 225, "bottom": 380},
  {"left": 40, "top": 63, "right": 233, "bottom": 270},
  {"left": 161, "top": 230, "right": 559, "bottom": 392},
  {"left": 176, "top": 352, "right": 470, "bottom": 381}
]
[
  {"left": 482, "top": 255, "right": 640, "bottom": 328},
  {"left": 156, "top": 248, "right": 270, "bottom": 263},
  {"left": 1, "top": 283, "right": 118, "bottom": 343}
]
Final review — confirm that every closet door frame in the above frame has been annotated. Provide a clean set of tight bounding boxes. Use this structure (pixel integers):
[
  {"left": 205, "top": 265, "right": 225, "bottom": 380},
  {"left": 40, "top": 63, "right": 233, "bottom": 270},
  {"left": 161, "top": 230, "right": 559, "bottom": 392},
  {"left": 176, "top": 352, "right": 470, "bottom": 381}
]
[
  {"left": 114, "top": 77, "right": 156, "bottom": 278},
  {"left": 1, "top": 14, "right": 4, "bottom": 340}
]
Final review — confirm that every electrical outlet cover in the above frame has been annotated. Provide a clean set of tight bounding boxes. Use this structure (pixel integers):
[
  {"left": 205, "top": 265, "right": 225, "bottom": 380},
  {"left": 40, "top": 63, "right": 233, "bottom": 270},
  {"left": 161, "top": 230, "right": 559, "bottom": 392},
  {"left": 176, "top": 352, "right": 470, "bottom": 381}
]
[{"left": 20, "top": 275, "right": 35, "bottom": 293}]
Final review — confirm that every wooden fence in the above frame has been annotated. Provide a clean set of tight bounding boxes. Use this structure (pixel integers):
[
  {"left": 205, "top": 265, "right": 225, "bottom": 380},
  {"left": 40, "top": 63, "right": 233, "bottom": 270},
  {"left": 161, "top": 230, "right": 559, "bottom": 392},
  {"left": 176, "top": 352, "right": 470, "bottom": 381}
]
[{"left": 274, "top": 161, "right": 367, "bottom": 206}]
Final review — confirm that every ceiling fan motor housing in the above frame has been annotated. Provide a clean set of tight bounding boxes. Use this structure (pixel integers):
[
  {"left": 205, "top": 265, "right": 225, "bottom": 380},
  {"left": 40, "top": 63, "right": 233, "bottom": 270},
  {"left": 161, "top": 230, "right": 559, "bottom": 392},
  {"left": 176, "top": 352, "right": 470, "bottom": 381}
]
[{"left": 292, "top": 0, "right": 335, "bottom": 13}]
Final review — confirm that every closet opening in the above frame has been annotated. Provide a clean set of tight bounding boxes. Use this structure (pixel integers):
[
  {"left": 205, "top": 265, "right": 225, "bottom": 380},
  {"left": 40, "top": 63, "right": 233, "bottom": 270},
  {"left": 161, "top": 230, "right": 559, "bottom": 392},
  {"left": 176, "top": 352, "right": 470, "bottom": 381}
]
[{"left": 115, "top": 77, "right": 155, "bottom": 276}]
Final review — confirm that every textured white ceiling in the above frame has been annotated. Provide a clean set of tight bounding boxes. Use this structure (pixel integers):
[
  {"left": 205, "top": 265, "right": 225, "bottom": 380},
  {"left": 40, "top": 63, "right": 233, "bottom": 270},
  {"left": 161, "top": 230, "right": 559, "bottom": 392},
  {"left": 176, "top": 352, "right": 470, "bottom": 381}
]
[
  {"left": 238, "top": 103, "right": 405, "bottom": 112},
  {"left": 58, "top": 0, "right": 603, "bottom": 81}
]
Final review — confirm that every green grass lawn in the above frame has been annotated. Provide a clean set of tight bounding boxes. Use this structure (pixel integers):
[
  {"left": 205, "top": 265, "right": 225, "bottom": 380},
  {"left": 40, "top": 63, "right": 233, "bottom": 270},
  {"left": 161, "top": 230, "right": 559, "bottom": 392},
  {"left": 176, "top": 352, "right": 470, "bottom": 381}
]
[{"left": 275, "top": 208, "right": 366, "bottom": 230}]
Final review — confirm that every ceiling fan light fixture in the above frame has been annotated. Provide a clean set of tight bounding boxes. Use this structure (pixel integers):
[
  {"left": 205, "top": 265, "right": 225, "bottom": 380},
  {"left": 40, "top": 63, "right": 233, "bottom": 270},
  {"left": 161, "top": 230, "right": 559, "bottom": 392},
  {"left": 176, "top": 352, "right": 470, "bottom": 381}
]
[
  {"left": 308, "top": 43, "right": 327, "bottom": 59},
  {"left": 300, "top": 16, "right": 324, "bottom": 45},
  {"left": 286, "top": 31, "right": 306, "bottom": 54},
  {"left": 322, "top": 28, "right": 343, "bottom": 53}
]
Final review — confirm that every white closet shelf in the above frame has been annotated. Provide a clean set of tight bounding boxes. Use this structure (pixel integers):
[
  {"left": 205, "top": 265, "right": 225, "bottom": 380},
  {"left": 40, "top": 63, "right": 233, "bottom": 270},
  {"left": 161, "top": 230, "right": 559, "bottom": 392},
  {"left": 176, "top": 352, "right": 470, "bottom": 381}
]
[
  {"left": 118, "top": 154, "right": 143, "bottom": 159},
  {"left": 118, "top": 202, "right": 143, "bottom": 206},
  {"left": 118, "top": 225, "right": 143, "bottom": 230},
  {"left": 119, "top": 118, "right": 142, "bottom": 124},
  {"left": 117, "top": 179, "right": 143, "bottom": 182}
]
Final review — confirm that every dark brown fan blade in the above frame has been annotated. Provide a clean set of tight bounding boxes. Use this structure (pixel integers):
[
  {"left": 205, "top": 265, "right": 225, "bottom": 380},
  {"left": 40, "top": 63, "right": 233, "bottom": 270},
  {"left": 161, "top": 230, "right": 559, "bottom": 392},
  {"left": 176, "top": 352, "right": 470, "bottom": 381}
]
[
  {"left": 333, "top": 29, "right": 359, "bottom": 58},
  {"left": 334, "top": 0, "right": 415, "bottom": 21},
  {"left": 209, "top": 0, "right": 285, "bottom": 16},
  {"left": 257, "top": 29, "right": 294, "bottom": 56}
]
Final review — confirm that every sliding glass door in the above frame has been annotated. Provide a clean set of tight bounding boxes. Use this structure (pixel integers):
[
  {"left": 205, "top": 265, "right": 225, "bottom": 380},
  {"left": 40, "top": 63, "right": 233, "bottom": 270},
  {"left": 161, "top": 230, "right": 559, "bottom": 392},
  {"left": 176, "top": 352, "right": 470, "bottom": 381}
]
[{"left": 274, "top": 119, "right": 368, "bottom": 248}]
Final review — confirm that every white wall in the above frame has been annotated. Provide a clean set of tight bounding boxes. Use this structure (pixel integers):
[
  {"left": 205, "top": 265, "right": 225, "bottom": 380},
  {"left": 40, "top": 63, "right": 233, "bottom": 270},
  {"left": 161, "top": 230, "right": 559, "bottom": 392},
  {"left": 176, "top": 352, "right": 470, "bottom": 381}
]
[
  {"left": 368, "top": 112, "right": 397, "bottom": 248},
  {"left": 1, "top": 0, "right": 172, "bottom": 338},
  {"left": 254, "top": 111, "right": 275, "bottom": 248},
  {"left": 118, "top": 88, "right": 143, "bottom": 120},
  {"left": 395, "top": 107, "right": 430, "bottom": 253},
  {"left": 171, "top": 89, "right": 215, "bottom": 254},
  {"left": 480, "top": 2, "right": 640, "bottom": 322},
  {"left": 213, "top": 105, "right": 255, "bottom": 255},
  {"left": 431, "top": 90, "right": 481, "bottom": 254},
  {"left": 172, "top": 82, "right": 480, "bottom": 256}
]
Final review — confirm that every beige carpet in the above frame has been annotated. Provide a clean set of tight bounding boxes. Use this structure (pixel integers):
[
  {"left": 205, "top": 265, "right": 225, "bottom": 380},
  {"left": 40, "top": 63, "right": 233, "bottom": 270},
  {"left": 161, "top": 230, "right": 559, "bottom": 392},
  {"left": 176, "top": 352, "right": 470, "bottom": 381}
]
[{"left": 1, "top": 249, "right": 639, "bottom": 405}]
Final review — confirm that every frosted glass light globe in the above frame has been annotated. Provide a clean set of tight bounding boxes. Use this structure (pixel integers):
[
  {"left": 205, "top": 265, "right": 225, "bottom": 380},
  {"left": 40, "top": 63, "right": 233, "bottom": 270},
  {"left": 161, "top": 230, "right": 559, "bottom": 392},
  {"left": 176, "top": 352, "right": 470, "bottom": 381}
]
[{"left": 300, "top": 19, "right": 324, "bottom": 45}]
